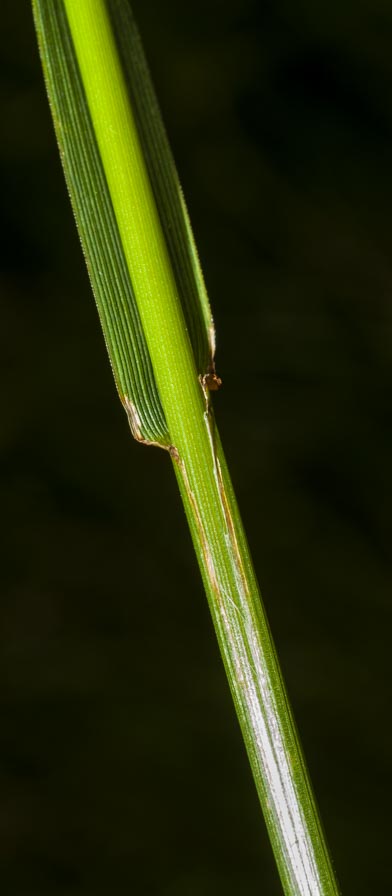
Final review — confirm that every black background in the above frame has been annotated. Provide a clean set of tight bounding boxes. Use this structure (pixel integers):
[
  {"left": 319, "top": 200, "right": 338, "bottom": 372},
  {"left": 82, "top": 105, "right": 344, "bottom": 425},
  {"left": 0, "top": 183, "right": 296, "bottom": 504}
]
[{"left": 1, "top": 0, "right": 391, "bottom": 893}]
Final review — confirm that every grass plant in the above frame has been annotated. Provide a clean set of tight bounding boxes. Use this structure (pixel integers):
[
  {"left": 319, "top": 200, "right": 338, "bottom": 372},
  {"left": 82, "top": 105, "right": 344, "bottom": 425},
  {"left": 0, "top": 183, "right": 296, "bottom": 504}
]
[{"left": 32, "top": 2, "right": 340, "bottom": 893}]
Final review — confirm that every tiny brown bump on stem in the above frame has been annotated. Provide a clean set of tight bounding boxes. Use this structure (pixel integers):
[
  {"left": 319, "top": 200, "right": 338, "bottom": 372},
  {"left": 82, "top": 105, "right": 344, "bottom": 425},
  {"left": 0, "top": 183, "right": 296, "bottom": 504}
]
[{"left": 202, "top": 371, "right": 222, "bottom": 392}]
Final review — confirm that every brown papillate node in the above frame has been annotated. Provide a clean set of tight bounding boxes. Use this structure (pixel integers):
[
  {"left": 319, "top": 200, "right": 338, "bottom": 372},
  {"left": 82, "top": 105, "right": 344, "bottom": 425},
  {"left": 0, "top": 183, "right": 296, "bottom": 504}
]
[{"left": 202, "top": 371, "right": 222, "bottom": 392}]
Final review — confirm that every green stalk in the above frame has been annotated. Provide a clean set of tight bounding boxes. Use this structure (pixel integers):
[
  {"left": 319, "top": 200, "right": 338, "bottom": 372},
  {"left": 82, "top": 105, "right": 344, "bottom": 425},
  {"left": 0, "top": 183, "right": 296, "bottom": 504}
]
[{"left": 33, "top": 1, "right": 340, "bottom": 893}]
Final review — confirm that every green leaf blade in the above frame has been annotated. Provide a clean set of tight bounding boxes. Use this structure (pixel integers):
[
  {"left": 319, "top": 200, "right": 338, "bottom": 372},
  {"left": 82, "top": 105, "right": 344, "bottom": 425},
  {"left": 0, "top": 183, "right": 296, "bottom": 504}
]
[
  {"left": 33, "top": 0, "right": 216, "bottom": 445},
  {"left": 107, "top": 0, "right": 216, "bottom": 377}
]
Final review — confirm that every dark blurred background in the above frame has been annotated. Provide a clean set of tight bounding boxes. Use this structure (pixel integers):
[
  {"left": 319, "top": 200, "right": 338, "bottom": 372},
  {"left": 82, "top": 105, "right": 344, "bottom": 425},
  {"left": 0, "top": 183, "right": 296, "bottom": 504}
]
[{"left": 1, "top": 0, "right": 391, "bottom": 893}]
